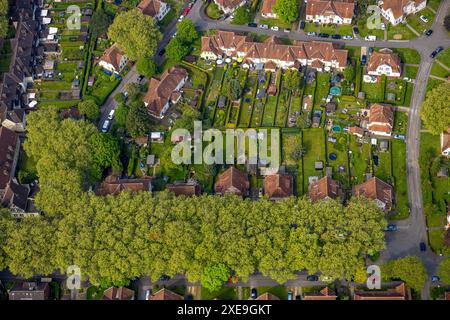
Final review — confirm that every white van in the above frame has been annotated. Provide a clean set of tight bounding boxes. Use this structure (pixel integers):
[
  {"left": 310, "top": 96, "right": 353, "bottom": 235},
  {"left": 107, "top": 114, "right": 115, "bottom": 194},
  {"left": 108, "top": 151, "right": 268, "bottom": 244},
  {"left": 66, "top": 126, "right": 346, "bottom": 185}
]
[
  {"left": 365, "top": 35, "right": 376, "bottom": 41},
  {"left": 107, "top": 109, "right": 115, "bottom": 120},
  {"left": 101, "top": 120, "right": 110, "bottom": 133}
]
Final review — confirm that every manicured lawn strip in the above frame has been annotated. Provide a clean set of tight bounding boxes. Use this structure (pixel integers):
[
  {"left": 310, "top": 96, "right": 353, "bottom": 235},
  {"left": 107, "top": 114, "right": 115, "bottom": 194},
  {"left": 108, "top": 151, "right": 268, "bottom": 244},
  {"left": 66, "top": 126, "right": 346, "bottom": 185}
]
[
  {"left": 404, "top": 83, "right": 414, "bottom": 107},
  {"left": 391, "top": 139, "right": 409, "bottom": 219},
  {"left": 336, "top": 24, "right": 353, "bottom": 36},
  {"left": 314, "top": 73, "right": 331, "bottom": 107},
  {"left": 436, "top": 48, "right": 450, "bottom": 68},
  {"left": 430, "top": 62, "right": 450, "bottom": 78},
  {"left": 428, "top": 230, "right": 445, "bottom": 253},
  {"left": 38, "top": 99, "right": 80, "bottom": 109},
  {"left": 385, "top": 78, "right": 407, "bottom": 105},
  {"left": 282, "top": 132, "right": 302, "bottom": 167},
  {"left": 262, "top": 95, "right": 278, "bottom": 127},
  {"left": 390, "top": 48, "right": 421, "bottom": 65},
  {"left": 85, "top": 67, "right": 120, "bottom": 105},
  {"left": 374, "top": 151, "right": 392, "bottom": 182},
  {"left": 326, "top": 133, "right": 349, "bottom": 188},
  {"left": 426, "top": 78, "right": 444, "bottom": 94},
  {"left": 349, "top": 136, "right": 371, "bottom": 185},
  {"left": 238, "top": 72, "right": 258, "bottom": 127},
  {"left": 357, "top": 21, "right": 384, "bottom": 39},
  {"left": 275, "top": 88, "right": 290, "bottom": 127},
  {"left": 427, "top": 0, "right": 441, "bottom": 11},
  {"left": 302, "top": 128, "right": 326, "bottom": 192},
  {"left": 259, "top": 18, "right": 292, "bottom": 29},
  {"left": 304, "top": 22, "right": 319, "bottom": 33},
  {"left": 393, "top": 111, "right": 408, "bottom": 134},
  {"left": 404, "top": 66, "right": 418, "bottom": 79},
  {"left": 205, "top": 2, "right": 222, "bottom": 19},
  {"left": 420, "top": 8, "right": 436, "bottom": 28},
  {"left": 387, "top": 22, "right": 416, "bottom": 40},
  {"left": 361, "top": 80, "right": 384, "bottom": 101},
  {"left": 290, "top": 94, "right": 302, "bottom": 127},
  {"left": 407, "top": 14, "right": 428, "bottom": 34}
]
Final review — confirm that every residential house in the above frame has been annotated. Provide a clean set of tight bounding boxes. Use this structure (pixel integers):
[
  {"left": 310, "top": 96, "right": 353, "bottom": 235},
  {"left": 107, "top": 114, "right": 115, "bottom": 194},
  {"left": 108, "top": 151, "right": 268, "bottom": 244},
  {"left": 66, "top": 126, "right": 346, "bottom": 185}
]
[
  {"left": 98, "top": 44, "right": 128, "bottom": 74},
  {"left": 353, "top": 282, "right": 410, "bottom": 300},
  {"left": 167, "top": 181, "right": 202, "bottom": 197},
  {"left": 2, "top": 179, "right": 39, "bottom": 218},
  {"left": 308, "top": 176, "right": 344, "bottom": 202},
  {"left": 441, "top": 129, "right": 450, "bottom": 157},
  {"left": 1, "top": 109, "right": 26, "bottom": 132},
  {"left": 263, "top": 173, "right": 293, "bottom": 200},
  {"left": 137, "top": 0, "right": 170, "bottom": 22},
  {"left": 352, "top": 177, "right": 394, "bottom": 211},
  {"left": 306, "top": 0, "right": 355, "bottom": 24},
  {"left": 378, "top": 0, "right": 427, "bottom": 26},
  {"left": 368, "top": 103, "right": 394, "bottom": 136},
  {"left": 348, "top": 126, "right": 365, "bottom": 138},
  {"left": 214, "top": 166, "right": 250, "bottom": 197},
  {"left": 200, "top": 31, "right": 348, "bottom": 71},
  {"left": 0, "top": 127, "right": 20, "bottom": 195},
  {"left": 261, "top": 0, "right": 278, "bottom": 19},
  {"left": 149, "top": 288, "right": 184, "bottom": 300},
  {"left": 213, "top": 0, "right": 247, "bottom": 14},
  {"left": 303, "top": 287, "right": 338, "bottom": 300},
  {"left": 367, "top": 48, "right": 401, "bottom": 78},
  {"left": 103, "top": 287, "right": 135, "bottom": 300},
  {"left": 144, "top": 66, "right": 188, "bottom": 119},
  {"left": 95, "top": 175, "right": 152, "bottom": 196},
  {"left": 256, "top": 293, "right": 280, "bottom": 300},
  {"left": 9, "top": 282, "right": 50, "bottom": 300}
]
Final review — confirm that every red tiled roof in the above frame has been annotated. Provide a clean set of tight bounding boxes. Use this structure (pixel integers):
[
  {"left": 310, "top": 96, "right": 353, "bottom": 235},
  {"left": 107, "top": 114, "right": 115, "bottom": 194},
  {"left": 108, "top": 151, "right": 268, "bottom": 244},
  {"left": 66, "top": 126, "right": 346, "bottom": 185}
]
[
  {"left": 96, "top": 175, "right": 152, "bottom": 196},
  {"left": 303, "top": 287, "right": 338, "bottom": 300},
  {"left": 367, "top": 48, "right": 401, "bottom": 74},
  {"left": 103, "top": 287, "right": 135, "bottom": 300},
  {"left": 214, "top": 0, "right": 245, "bottom": 10},
  {"left": 137, "top": 0, "right": 162, "bottom": 17},
  {"left": 150, "top": 288, "right": 184, "bottom": 300},
  {"left": 214, "top": 166, "right": 250, "bottom": 197},
  {"left": 354, "top": 283, "right": 408, "bottom": 300},
  {"left": 100, "top": 44, "right": 125, "bottom": 71},
  {"left": 352, "top": 177, "right": 393, "bottom": 211},
  {"left": 309, "top": 176, "right": 343, "bottom": 202},
  {"left": 380, "top": 0, "right": 425, "bottom": 20},
  {"left": 368, "top": 103, "right": 394, "bottom": 134},
  {"left": 144, "top": 66, "right": 188, "bottom": 118},
  {"left": 0, "top": 126, "right": 18, "bottom": 190},
  {"left": 167, "top": 182, "right": 201, "bottom": 196},
  {"left": 348, "top": 126, "right": 365, "bottom": 137},
  {"left": 441, "top": 129, "right": 450, "bottom": 153},
  {"left": 264, "top": 174, "right": 293, "bottom": 199},
  {"left": 306, "top": 0, "right": 355, "bottom": 20},
  {"left": 261, "top": 0, "right": 277, "bottom": 15},
  {"left": 256, "top": 292, "right": 280, "bottom": 300}
]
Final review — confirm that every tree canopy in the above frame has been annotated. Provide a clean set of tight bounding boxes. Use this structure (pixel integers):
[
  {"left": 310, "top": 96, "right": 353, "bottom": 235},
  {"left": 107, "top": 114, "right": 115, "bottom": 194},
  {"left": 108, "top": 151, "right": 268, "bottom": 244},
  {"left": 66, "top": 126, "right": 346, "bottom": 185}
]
[
  {"left": 136, "top": 59, "right": 156, "bottom": 78},
  {"left": 90, "top": 10, "right": 111, "bottom": 39},
  {"left": 108, "top": 9, "right": 162, "bottom": 60},
  {"left": 201, "top": 263, "right": 230, "bottom": 292},
  {"left": 0, "top": 0, "right": 8, "bottom": 39},
  {"left": 273, "top": 0, "right": 299, "bottom": 23},
  {"left": 231, "top": 6, "right": 254, "bottom": 25},
  {"left": 78, "top": 100, "right": 100, "bottom": 121},
  {"left": 166, "top": 37, "right": 191, "bottom": 62},
  {"left": 227, "top": 79, "right": 243, "bottom": 101},
  {"left": 420, "top": 82, "right": 450, "bottom": 135},
  {"left": 126, "top": 103, "right": 152, "bottom": 138},
  {"left": 437, "top": 258, "right": 450, "bottom": 284},
  {"left": 166, "top": 19, "right": 199, "bottom": 62},
  {"left": 381, "top": 256, "right": 427, "bottom": 292},
  {"left": 283, "top": 69, "right": 301, "bottom": 92}
]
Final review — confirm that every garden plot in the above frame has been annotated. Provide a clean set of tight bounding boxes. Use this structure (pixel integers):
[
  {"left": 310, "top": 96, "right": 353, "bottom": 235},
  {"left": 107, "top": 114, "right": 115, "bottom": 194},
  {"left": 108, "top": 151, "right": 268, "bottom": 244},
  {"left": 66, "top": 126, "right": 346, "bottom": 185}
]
[
  {"left": 349, "top": 136, "right": 372, "bottom": 186},
  {"left": 314, "top": 73, "right": 331, "bottom": 108},
  {"left": 262, "top": 95, "right": 278, "bottom": 127},
  {"left": 206, "top": 66, "right": 225, "bottom": 122},
  {"left": 282, "top": 132, "right": 303, "bottom": 194},
  {"left": 326, "top": 133, "right": 350, "bottom": 188},
  {"left": 238, "top": 72, "right": 258, "bottom": 128},
  {"left": 251, "top": 73, "right": 270, "bottom": 127},
  {"left": 275, "top": 88, "right": 290, "bottom": 127},
  {"left": 302, "top": 128, "right": 326, "bottom": 193}
]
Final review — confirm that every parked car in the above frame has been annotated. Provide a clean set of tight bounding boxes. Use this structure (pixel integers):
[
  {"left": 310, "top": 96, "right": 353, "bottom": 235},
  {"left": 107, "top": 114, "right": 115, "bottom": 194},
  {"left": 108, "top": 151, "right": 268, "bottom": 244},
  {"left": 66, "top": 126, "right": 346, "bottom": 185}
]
[
  {"left": 420, "top": 242, "right": 427, "bottom": 251},
  {"left": 424, "top": 29, "right": 433, "bottom": 36},
  {"left": 361, "top": 55, "right": 367, "bottom": 65},
  {"left": 137, "top": 75, "right": 144, "bottom": 83},
  {"left": 436, "top": 46, "right": 444, "bottom": 53},
  {"left": 271, "top": 26, "right": 279, "bottom": 31},
  {"left": 185, "top": 294, "right": 193, "bottom": 300},
  {"left": 158, "top": 48, "right": 166, "bottom": 56},
  {"left": 144, "top": 289, "right": 151, "bottom": 300},
  {"left": 353, "top": 26, "right": 359, "bottom": 35},
  {"left": 107, "top": 109, "right": 115, "bottom": 120},
  {"left": 306, "top": 275, "right": 319, "bottom": 281},
  {"left": 251, "top": 288, "right": 257, "bottom": 299},
  {"left": 365, "top": 35, "right": 376, "bottom": 41},
  {"left": 158, "top": 274, "right": 171, "bottom": 281},
  {"left": 178, "top": 15, "right": 184, "bottom": 22},
  {"left": 420, "top": 15, "right": 429, "bottom": 23},
  {"left": 248, "top": 22, "right": 257, "bottom": 27},
  {"left": 172, "top": 32, "right": 177, "bottom": 38},
  {"left": 284, "top": 28, "right": 291, "bottom": 33},
  {"left": 342, "top": 35, "right": 353, "bottom": 40},
  {"left": 402, "top": 77, "right": 411, "bottom": 82},
  {"left": 431, "top": 276, "right": 440, "bottom": 282},
  {"left": 259, "top": 24, "right": 269, "bottom": 29},
  {"left": 307, "top": 31, "right": 316, "bottom": 36},
  {"left": 287, "top": 291, "right": 293, "bottom": 300},
  {"left": 386, "top": 224, "right": 397, "bottom": 231},
  {"left": 320, "top": 275, "right": 333, "bottom": 282},
  {"left": 394, "top": 134, "right": 406, "bottom": 140},
  {"left": 101, "top": 120, "right": 110, "bottom": 133},
  {"left": 368, "top": 47, "right": 374, "bottom": 54},
  {"left": 430, "top": 50, "right": 437, "bottom": 58},
  {"left": 331, "top": 34, "right": 341, "bottom": 39},
  {"left": 318, "top": 33, "right": 330, "bottom": 38},
  {"left": 300, "top": 20, "right": 305, "bottom": 30}
]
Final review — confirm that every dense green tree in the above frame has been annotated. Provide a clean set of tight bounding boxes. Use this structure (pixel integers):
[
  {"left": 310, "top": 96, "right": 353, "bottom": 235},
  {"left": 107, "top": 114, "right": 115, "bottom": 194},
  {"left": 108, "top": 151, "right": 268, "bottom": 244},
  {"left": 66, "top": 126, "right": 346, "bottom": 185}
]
[
  {"left": 381, "top": 256, "right": 427, "bottom": 292},
  {"left": 78, "top": 100, "right": 100, "bottom": 121},
  {"left": 283, "top": 69, "right": 301, "bottom": 92},
  {"left": 437, "top": 258, "right": 450, "bottom": 284},
  {"left": 0, "top": 0, "right": 7, "bottom": 39},
  {"left": 201, "top": 263, "right": 230, "bottom": 292},
  {"left": 176, "top": 18, "right": 199, "bottom": 44},
  {"left": 0, "top": 209, "right": 13, "bottom": 270},
  {"left": 227, "top": 79, "right": 243, "bottom": 101},
  {"left": 445, "top": 15, "right": 450, "bottom": 32},
  {"left": 136, "top": 58, "right": 156, "bottom": 78},
  {"left": 420, "top": 82, "right": 450, "bottom": 135},
  {"left": 231, "top": 6, "right": 253, "bottom": 25},
  {"left": 90, "top": 10, "right": 111, "bottom": 39},
  {"left": 115, "top": 103, "right": 128, "bottom": 128},
  {"left": 124, "top": 82, "right": 142, "bottom": 102},
  {"left": 91, "top": 132, "right": 121, "bottom": 174},
  {"left": 166, "top": 37, "right": 191, "bottom": 62},
  {"left": 108, "top": 9, "right": 162, "bottom": 60},
  {"left": 114, "top": 92, "right": 126, "bottom": 104},
  {"left": 344, "top": 64, "right": 355, "bottom": 82},
  {"left": 273, "top": 0, "right": 299, "bottom": 23},
  {"left": 126, "top": 103, "right": 151, "bottom": 138}
]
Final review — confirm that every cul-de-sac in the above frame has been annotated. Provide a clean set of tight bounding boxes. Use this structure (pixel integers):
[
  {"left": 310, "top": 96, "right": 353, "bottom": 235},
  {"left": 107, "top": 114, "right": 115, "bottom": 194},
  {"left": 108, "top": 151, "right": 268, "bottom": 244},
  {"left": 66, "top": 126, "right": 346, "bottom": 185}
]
[{"left": 0, "top": 0, "right": 449, "bottom": 302}]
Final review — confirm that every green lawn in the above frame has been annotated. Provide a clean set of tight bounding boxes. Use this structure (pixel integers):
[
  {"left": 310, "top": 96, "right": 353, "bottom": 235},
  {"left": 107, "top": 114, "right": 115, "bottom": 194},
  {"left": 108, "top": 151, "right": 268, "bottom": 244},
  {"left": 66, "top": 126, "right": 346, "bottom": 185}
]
[
  {"left": 206, "top": 2, "right": 222, "bottom": 19},
  {"left": 406, "top": 14, "right": 428, "bottom": 34},
  {"left": 387, "top": 23, "right": 417, "bottom": 40},
  {"left": 436, "top": 48, "right": 450, "bottom": 68},
  {"left": 201, "top": 286, "right": 238, "bottom": 300},
  {"left": 326, "top": 133, "right": 349, "bottom": 188},
  {"left": 426, "top": 78, "right": 445, "bottom": 94},
  {"left": 427, "top": 0, "right": 441, "bottom": 11},
  {"left": 262, "top": 95, "right": 278, "bottom": 126},
  {"left": 275, "top": 89, "right": 290, "bottom": 127},
  {"left": 349, "top": 136, "right": 371, "bottom": 186},
  {"left": 404, "top": 66, "right": 418, "bottom": 79},
  {"left": 361, "top": 80, "right": 385, "bottom": 101},
  {"left": 86, "top": 69, "right": 120, "bottom": 105},
  {"left": 393, "top": 111, "right": 408, "bottom": 134},
  {"left": 238, "top": 73, "right": 257, "bottom": 127},
  {"left": 430, "top": 62, "right": 450, "bottom": 79},
  {"left": 374, "top": 150, "right": 392, "bottom": 183},
  {"left": 259, "top": 18, "right": 292, "bottom": 29},
  {"left": 391, "top": 140, "right": 409, "bottom": 219},
  {"left": 357, "top": 21, "right": 384, "bottom": 39},
  {"left": 302, "top": 128, "right": 326, "bottom": 192},
  {"left": 314, "top": 73, "right": 331, "bottom": 107},
  {"left": 337, "top": 24, "right": 353, "bottom": 36},
  {"left": 391, "top": 48, "right": 421, "bottom": 65}
]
